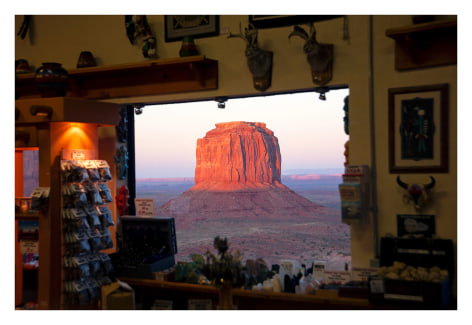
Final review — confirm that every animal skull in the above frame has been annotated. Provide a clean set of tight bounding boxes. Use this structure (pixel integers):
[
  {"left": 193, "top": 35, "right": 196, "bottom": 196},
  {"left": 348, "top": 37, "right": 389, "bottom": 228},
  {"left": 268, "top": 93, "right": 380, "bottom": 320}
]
[{"left": 396, "top": 176, "right": 436, "bottom": 210}]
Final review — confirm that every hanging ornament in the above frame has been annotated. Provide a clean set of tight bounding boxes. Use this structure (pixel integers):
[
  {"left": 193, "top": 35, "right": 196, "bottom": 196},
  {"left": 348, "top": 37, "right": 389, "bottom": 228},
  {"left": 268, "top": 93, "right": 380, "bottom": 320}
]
[{"left": 114, "top": 145, "right": 129, "bottom": 180}]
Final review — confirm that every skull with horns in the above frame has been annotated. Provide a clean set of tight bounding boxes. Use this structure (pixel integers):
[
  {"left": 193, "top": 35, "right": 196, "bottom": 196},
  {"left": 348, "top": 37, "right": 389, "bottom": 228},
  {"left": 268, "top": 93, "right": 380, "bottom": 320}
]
[{"left": 396, "top": 176, "right": 436, "bottom": 210}]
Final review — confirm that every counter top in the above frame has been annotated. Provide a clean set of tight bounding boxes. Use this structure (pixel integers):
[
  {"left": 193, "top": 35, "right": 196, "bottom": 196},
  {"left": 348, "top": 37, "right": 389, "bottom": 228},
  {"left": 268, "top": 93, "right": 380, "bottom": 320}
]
[{"left": 118, "top": 277, "right": 373, "bottom": 310}]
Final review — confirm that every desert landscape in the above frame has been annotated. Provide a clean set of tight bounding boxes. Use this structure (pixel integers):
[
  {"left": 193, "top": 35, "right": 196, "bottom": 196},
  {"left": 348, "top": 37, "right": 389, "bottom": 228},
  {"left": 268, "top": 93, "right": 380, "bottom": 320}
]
[
  {"left": 136, "top": 122, "right": 351, "bottom": 271},
  {"left": 136, "top": 174, "right": 351, "bottom": 270}
]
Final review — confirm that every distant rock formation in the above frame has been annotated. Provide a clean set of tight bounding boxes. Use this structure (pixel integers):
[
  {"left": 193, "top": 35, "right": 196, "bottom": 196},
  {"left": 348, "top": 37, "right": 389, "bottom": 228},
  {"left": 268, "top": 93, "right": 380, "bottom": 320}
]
[
  {"left": 157, "top": 121, "right": 324, "bottom": 225},
  {"left": 194, "top": 122, "right": 281, "bottom": 190}
]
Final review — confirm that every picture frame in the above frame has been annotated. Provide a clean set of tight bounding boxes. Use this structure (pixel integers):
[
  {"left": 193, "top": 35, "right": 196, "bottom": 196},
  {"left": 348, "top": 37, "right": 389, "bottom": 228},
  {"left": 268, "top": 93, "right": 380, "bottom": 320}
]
[
  {"left": 388, "top": 83, "right": 449, "bottom": 173},
  {"left": 165, "top": 15, "right": 219, "bottom": 42},
  {"left": 397, "top": 214, "right": 436, "bottom": 237},
  {"left": 248, "top": 15, "right": 343, "bottom": 29}
]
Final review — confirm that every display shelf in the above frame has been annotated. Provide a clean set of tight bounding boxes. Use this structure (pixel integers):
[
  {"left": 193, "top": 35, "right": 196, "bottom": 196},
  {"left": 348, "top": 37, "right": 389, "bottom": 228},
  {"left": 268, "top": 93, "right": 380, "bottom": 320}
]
[
  {"left": 15, "top": 213, "right": 40, "bottom": 221},
  {"left": 15, "top": 97, "right": 120, "bottom": 126},
  {"left": 385, "top": 19, "right": 457, "bottom": 71},
  {"left": 61, "top": 158, "right": 116, "bottom": 307},
  {"left": 14, "top": 98, "right": 120, "bottom": 309},
  {"left": 15, "top": 56, "right": 218, "bottom": 100},
  {"left": 118, "top": 278, "right": 373, "bottom": 310}
]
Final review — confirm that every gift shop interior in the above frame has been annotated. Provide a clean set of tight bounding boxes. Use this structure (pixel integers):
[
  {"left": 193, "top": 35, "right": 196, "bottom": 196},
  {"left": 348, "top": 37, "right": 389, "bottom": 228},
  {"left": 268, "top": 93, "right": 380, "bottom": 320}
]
[{"left": 14, "top": 14, "right": 459, "bottom": 311}]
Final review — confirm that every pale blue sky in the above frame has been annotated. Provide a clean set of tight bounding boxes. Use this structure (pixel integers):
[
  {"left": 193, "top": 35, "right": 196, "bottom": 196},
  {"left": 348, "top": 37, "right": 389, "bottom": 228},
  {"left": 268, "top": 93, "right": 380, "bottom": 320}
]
[{"left": 135, "top": 89, "right": 350, "bottom": 178}]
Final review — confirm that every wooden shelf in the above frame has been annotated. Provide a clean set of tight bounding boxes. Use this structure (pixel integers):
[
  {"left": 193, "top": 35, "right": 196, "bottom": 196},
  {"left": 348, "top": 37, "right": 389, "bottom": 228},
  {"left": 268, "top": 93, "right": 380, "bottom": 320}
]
[
  {"left": 119, "top": 278, "right": 373, "bottom": 310},
  {"left": 16, "top": 56, "right": 218, "bottom": 100},
  {"left": 15, "top": 213, "right": 40, "bottom": 221},
  {"left": 385, "top": 19, "right": 457, "bottom": 71},
  {"left": 15, "top": 97, "right": 120, "bottom": 126}
]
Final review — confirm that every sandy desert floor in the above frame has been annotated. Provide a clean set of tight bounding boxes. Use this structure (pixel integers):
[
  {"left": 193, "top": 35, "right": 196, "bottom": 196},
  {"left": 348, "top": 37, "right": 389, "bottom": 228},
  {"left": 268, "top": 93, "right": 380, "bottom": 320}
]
[
  {"left": 173, "top": 204, "right": 351, "bottom": 270},
  {"left": 138, "top": 176, "right": 352, "bottom": 271}
]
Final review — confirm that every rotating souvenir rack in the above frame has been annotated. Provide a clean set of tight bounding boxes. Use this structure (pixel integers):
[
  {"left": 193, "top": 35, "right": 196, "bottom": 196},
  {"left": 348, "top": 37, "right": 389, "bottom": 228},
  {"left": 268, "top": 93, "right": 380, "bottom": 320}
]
[{"left": 60, "top": 157, "right": 115, "bottom": 306}]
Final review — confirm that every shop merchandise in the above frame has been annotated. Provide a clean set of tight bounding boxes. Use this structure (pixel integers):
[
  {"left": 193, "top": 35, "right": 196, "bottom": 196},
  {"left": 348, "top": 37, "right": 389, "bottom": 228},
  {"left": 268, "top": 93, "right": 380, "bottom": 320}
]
[{"left": 61, "top": 159, "right": 115, "bottom": 306}]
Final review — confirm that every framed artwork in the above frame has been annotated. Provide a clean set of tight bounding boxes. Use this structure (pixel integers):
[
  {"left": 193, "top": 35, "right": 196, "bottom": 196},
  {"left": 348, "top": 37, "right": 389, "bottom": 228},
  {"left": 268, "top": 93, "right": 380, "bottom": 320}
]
[
  {"left": 248, "top": 15, "right": 343, "bottom": 29},
  {"left": 165, "top": 15, "right": 219, "bottom": 42},
  {"left": 397, "top": 214, "right": 435, "bottom": 237},
  {"left": 388, "top": 84, "right": 449, "bottom": 173}
]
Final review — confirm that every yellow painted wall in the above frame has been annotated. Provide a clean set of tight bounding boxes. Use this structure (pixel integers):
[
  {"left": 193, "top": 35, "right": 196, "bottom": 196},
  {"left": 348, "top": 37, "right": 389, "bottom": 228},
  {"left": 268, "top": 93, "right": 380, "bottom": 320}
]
[{"left": 15, "top": 15, "right": 457, "bottom": 284}]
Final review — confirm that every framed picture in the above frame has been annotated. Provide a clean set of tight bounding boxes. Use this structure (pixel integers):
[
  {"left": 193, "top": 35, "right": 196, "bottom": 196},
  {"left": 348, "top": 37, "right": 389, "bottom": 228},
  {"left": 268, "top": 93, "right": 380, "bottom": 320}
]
[
  {"left": 397, "top": 214, "right": 436, "bottom": 237},
  {"left": 248, "top": 15, "right": 343, "bottom": 29},
  {"left": 165, "top": 15, "right": 219, "bottom": 42},
  {"left": 388, "top": 83, "right": 449, "bottom": 173}
]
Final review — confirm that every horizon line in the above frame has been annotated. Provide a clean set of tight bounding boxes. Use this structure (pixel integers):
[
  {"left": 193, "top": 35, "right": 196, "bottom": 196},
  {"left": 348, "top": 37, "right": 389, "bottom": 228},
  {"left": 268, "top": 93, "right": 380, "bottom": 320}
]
[{"left": 136, "top": 173, "right": 344, "bottom": 182}]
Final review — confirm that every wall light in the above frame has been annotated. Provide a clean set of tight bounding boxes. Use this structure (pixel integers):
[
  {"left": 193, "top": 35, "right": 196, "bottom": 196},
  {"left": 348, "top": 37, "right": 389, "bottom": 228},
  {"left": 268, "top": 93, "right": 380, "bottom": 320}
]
[{"left": 30, "top": 105, "right": 53, "bottom": 117}]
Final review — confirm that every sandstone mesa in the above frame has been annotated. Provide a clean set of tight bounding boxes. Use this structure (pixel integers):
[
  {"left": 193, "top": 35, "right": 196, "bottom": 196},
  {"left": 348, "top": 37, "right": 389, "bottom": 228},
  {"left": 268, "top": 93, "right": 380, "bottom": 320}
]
[
  {"left": 158, "top": 121, "right": 325, "bottom": 222},
  {"left": 194, "top": 121, "right": 282, "bottom": 189}
]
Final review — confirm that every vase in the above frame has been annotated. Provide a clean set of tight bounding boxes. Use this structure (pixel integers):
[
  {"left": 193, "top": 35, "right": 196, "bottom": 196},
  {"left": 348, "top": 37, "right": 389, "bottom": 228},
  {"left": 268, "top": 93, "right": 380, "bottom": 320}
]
[
  {"left": 15, "top": 59, "right": 31, "bottom": 74},
  {"left": 179, "top": 36, "right": 199, "bottom": 57},
  {"left": 76, "top": 51, "right": 96, "bottom": 68},
  {"left": 35, "top": 62, "right": 69, "bottom": 97},
  {"left": 217, "top": 283, "right": 233, "bottom": 310}
]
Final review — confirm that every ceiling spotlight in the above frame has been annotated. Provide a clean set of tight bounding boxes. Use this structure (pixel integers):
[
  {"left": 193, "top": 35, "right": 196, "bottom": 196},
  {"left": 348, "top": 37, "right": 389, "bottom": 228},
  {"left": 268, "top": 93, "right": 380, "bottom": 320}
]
[
  {"left": 215, "top": 96, "right": 228, "bottom": 109},
  {"left": 134, "top": 104, "right": 145, "bottom": 115}
]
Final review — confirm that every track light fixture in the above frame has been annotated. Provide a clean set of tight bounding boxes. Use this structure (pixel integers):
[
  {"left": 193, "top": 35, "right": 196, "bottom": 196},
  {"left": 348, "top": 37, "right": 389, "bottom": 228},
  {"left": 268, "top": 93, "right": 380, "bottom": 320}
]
[
  {"left": 215, "top": 96, "right": 228, "bottom": 109},
  {"left": 314, "top": 87, "right": 330, "bottom": 101},
  {"left": 133, "top": 104, "right": 145, "bottom": 115}
]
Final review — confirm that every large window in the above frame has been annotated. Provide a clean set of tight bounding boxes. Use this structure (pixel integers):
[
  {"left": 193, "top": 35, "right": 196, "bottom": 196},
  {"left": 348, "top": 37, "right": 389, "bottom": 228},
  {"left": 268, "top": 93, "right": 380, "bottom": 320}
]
[{"left": 135, "top": 89, "right": 350, "bottom": 270}]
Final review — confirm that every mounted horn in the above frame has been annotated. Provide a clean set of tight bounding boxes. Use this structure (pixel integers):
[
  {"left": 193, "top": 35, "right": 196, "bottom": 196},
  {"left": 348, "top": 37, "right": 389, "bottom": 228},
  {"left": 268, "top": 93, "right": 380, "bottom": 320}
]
[
  {"left": 396, "top": 176, "right": 408, "bottom": 189},
  {"left": 424, "top": 176, "right": 436, "bottom": 190}
]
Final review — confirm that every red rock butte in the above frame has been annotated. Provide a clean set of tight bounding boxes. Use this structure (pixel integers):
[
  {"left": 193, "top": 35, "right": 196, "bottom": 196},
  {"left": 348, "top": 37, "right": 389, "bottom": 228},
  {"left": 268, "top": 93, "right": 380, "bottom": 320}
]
[
  {"left": 158, "top": 121, "right": 324, "bottom": 222},
  {"left": 194, "top": 121, "right": 282, "bottom": 190}
]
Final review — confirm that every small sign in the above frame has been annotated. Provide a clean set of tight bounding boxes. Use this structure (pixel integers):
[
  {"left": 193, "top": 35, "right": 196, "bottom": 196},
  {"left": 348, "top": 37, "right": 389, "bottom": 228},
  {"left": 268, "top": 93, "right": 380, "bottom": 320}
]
[
  {"left": 323, "top": 270, "right": 351, "bottom": 285},
  {"left": 188, "top": 299, "right": 212, "bottom": 310},
  {"left": 351, "top": 267, "right": 378, "bottom": 282},
  {"left": 135, "top": 198, "right": 155, "bottom": 216},
  {"left": 151, "top": 299, "right": 173, "bottom": 310},
  {"left": 20, "top": 241, "right": 38, "bottom": 254},
  {"left": 62, "top": 149, "right": 96, "bottom": 160},
  {"left": 72, "top": 151, "right": 86, "bottom": 160}
]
